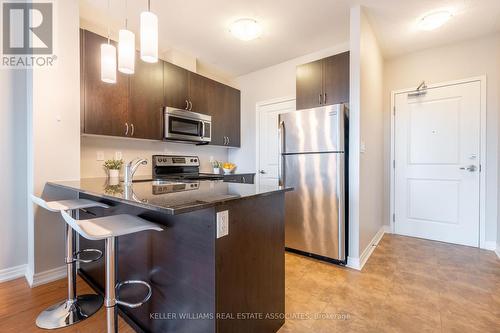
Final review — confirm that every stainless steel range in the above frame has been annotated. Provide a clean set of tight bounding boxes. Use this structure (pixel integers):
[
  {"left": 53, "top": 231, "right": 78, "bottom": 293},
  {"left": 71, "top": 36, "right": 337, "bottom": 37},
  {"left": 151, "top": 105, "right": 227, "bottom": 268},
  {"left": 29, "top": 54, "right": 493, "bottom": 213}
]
[{"left": 152, "top": 155, "right": 223, "bottom": 181}]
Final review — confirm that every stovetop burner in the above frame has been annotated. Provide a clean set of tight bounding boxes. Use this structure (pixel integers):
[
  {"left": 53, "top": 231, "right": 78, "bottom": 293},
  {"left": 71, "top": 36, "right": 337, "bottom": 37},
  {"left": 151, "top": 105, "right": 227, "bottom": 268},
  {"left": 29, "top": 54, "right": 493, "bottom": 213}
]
[{"left": 152, "top": 155, "right": 224, "bottom": 181}]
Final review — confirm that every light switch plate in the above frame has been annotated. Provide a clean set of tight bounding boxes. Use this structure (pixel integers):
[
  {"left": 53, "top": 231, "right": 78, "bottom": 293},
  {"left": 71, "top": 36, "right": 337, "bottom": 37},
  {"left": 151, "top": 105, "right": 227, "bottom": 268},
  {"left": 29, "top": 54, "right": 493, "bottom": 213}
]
[
  {"left": 115, "top": 151, "right": 123, "bottom": 160},
  {"left": 216, "top": 210, "right": 229, "bottom": 238}
]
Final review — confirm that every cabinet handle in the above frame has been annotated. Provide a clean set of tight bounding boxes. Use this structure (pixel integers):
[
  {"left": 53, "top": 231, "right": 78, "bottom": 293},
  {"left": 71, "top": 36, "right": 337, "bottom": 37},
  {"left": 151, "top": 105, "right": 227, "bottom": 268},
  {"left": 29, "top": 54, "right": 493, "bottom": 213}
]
[
  {"left": 125, "top": 123, "right": 129, "bottom": 136},
  {"left": 319, "top": 94, "right": 322, "bottom": 105},
  {"left": 185, "top": 100, "right": 189, "bottom": 110},
  {"left": 189, "top": 100, "right": 193, "bottom": 111},
  {"left": 242, "top": 176, "right": 246, "bottom": 183},
  {"left": 324, "top": 93, "right": 327, "bottom": 104},
  {"left": 131, "top": 123, "right": 134, "bottom": 136},
  {"left": 227, "top": 137, "right": 230, "bottom": 145},
  {"left": 224, "top": 136, "right": 228, "bottom": 145}
]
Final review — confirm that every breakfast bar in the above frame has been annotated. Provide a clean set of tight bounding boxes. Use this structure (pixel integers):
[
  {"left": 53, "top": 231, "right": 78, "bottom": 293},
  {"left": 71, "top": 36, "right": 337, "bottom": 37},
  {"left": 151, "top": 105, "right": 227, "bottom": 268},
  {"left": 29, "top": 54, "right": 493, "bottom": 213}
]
[{"left": 47, "top": 178, "right": 292, "bottom": 333}]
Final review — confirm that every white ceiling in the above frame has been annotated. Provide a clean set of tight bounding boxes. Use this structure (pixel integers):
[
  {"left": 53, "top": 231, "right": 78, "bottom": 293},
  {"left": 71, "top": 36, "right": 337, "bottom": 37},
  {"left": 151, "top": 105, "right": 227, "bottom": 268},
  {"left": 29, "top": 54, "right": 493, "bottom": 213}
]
[{"left": 79, "top": 0, "right": 500, "bottom": 77}]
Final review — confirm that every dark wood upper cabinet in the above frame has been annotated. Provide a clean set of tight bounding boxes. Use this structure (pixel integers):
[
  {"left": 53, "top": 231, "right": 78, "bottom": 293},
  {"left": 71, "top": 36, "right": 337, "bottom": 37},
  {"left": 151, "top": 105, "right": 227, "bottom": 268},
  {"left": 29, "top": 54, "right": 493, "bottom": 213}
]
[
  {"left": 296, "top": 51, "right": 350, "bottom": 110},
  {"left": 128, "top": 53, "right": 164, "bottom": 140},
  {"left": 220, "top": 86, "right": 241, "bottom": 148},
  {"left": 323, "top": 52, "right": 350, "bottom": 106},
  {"left": 163, "top": 61, "right": 189, "bottom": 110},
  {"left": 82, "top": 30, "right": 129, "bottom": 137},
  {"left": 296, "top": 59, "right": 323, "bottom": 110},
  {"left": 81, "top": 29, "right": 241, "bottom": 147}
]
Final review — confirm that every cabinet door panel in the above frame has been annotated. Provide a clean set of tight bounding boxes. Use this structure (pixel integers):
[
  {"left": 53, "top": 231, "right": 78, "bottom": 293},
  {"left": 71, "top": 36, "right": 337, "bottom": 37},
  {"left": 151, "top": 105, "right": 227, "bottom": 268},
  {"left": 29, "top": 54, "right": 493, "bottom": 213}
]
[
  {"left": 188, "top": 72, "right": 217, "bottom": 114},
  {"left": 164, "top": 61, "right": 189, "bottom": 109},
  {"left": 223, "top": 86, "right": 240, "bottom": 148},
  {"left": 296, "top": 59, "right": 323, "bottom": 110},
  {"left": 83, "top": 30, "right": 129, "bottom": 137},
  {"left": 323, "top": 52, "right": 350, "bottom": 106},
  {"left": 129, "top": 54, "right": 164, "bottom": 140}
]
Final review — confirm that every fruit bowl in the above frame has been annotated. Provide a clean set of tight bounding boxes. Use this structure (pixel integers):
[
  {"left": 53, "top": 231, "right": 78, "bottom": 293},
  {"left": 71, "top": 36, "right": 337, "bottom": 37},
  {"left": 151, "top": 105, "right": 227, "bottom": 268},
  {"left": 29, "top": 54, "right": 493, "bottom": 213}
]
[{"left": 222, "top": 163, "right": 236, "bottom": 174}]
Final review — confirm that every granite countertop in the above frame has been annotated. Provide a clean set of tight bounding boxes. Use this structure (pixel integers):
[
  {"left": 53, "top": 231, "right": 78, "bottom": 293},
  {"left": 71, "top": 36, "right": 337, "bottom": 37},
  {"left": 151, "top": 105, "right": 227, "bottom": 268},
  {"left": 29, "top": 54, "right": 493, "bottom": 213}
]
[{"left": 48, "top": 178, "right": 291, "bottom": 215}]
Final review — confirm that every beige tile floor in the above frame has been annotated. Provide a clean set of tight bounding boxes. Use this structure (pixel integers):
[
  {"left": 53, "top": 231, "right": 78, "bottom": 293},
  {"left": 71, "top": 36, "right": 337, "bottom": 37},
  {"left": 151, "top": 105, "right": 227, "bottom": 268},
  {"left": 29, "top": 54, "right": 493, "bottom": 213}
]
[
  {"left": 279, "top": 234, "right": 500, "bottom": 333},
  {"left": 1, "top": 234, "right": 498, "bottom": 332}
]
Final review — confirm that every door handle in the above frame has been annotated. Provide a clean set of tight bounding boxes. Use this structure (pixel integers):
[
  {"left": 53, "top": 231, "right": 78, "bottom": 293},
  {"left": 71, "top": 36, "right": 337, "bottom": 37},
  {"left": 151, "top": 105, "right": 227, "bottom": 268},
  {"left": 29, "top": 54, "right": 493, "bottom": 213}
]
[
  {"left": 189, "top": 100, "right": 193, "bottom": 111},
  {"left": 460, "top": 165, "right": 477, "bottom": 172},
  {"left": 125, "top": 123, "right": 129, "bottom": 136},
  {"left": 318, "top": 94, "right": 322, "bottom": 105},
  {"left": 185, "top": 100, "right": 189, "bottom": 110},
  {"left": 259, "top": 170, "right": 266, "bottom": 174},
  {"left": 130, "top": 123, "right": 134, "bottom": 136}
]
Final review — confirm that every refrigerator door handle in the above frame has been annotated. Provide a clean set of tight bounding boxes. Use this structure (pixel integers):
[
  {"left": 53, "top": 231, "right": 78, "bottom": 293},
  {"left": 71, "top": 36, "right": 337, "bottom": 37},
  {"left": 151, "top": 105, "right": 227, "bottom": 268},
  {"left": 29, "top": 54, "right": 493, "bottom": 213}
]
[
  {"left": 278, "top": 120, "right": 285, "bottom": 186},
  {"left": 337, "top": 153, "right": 346, "bottom": 261}
]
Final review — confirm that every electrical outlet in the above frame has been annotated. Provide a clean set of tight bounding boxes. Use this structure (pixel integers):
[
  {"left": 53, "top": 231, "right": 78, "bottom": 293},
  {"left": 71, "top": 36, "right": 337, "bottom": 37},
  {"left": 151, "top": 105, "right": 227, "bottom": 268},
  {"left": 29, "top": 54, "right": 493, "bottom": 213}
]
[
  {"left": 96, "top": 151, "right": 104, "bottom": 161},
  {"left": 216, "top": 210, "right": 229, "bottom": 238},
  {"left": 115, "top": 151, "right": 122, "bottom": 160}
]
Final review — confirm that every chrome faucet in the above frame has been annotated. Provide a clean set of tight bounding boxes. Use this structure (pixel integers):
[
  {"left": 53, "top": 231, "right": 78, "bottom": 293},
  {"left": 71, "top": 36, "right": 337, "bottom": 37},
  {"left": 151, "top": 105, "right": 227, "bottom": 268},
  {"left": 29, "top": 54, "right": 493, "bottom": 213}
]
[{"left": 124, "top": 158, "right": 148, "bottom": 185}]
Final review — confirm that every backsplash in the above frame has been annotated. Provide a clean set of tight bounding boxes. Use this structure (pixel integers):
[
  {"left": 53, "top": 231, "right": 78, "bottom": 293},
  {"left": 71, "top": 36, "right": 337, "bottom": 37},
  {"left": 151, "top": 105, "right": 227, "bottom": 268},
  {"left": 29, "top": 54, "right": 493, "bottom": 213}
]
[{"left": 81, "top": 136, "right": 229, "bottom": 178}]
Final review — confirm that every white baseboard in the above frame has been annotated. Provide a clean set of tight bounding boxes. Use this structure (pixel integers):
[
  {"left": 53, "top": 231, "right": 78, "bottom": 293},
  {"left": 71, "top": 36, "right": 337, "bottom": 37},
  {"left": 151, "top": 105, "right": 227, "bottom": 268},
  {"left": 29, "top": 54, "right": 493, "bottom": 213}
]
[
  {"left": 0, "top": 264, "right": 27, "bottom": 283},
  {"left": 26, "top": 265, "right": 66, "bottom": 288},
  {"left": 346, "top": 225, "right": 388, "bottom": 270},
  {"left": 482, "top": 240, "right": 497, "bottom": 251}
]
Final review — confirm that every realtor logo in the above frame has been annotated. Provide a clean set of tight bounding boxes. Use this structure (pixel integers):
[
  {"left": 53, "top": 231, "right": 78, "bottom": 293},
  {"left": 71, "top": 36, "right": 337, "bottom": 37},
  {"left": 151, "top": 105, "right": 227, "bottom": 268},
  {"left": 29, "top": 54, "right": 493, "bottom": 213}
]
[{"left": 1, "top": 0, "right": 56, "bottom": 68}]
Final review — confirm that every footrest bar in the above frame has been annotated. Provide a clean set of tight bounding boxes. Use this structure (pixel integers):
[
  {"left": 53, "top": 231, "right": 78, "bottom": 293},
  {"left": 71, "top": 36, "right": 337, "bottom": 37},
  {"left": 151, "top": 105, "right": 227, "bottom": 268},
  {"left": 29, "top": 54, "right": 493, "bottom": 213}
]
[
  {"left": 115, "top": 280, "right": 152, "bottom": 309},
  {"left": 71, "top": 249, "right": 103, "bottom": 264}
]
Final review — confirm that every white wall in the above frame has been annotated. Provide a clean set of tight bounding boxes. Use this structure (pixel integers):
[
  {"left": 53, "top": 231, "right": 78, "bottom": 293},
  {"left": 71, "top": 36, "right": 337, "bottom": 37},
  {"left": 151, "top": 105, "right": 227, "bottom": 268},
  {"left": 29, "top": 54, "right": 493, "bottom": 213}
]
[
  {"left": 384, "top": 33, "right": 500, "bottom": 247},
  {"left": 27, "top": 0, "right": 81, "bottom": 278},
  {"left": 348, "top": 6, "right": 385, "bottom": 265},
  {"left": 0, "top": 69, "right": 28, "bottom": 275},
  {"left": 229, "top": 45, "right": 349, "bottom": 172},
  {"left": 81, "top": 136, "right": 228, "bottom": 178},
  {"left": 358, "top": 8, "right": 385, "bottom": 256}
]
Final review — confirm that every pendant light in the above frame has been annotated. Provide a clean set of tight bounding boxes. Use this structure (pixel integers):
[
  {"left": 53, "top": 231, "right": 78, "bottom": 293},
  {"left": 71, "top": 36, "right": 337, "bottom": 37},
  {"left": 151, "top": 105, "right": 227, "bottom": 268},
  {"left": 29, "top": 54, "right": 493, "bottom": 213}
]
[
  {"left": 140, "top": 0, "right": 158, "bottom": 63},
  {"left": 101, "top": 0, "right": 116, "bottom": 83},
  {"left": 118, "top": 0, "right": 135, "bottom": 74}
]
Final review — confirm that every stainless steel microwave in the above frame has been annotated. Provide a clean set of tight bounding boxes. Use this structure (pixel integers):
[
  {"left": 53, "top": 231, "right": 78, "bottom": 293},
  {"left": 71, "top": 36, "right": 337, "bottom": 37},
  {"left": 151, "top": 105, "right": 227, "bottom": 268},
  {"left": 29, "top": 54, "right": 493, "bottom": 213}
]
[{"left": 163, "top": 107, "right": 211, "bottom": 144}]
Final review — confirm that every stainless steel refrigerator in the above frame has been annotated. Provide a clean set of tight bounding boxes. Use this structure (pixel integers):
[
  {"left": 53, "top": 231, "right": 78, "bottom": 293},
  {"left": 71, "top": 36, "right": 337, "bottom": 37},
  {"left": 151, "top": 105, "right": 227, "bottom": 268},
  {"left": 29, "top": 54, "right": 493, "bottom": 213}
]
[{"left": 279, "top": 104, "right": 348, "bottom": 263}]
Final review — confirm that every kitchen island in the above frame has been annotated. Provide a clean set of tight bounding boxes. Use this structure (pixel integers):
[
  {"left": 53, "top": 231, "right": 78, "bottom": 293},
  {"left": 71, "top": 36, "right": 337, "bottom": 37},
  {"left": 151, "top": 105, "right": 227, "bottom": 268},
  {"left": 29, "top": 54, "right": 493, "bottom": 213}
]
[{"left": 47, "top": 178, "right": 291, "bottom": 333}]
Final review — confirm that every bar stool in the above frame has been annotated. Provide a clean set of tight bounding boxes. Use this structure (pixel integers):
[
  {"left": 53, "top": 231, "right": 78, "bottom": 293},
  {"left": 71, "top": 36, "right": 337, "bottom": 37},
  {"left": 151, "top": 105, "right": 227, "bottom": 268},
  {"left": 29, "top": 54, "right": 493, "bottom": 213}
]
[
  {"left": 60, "top": 210, "right": 163, "bottom": 333},
  {"left": 31, "top": 195, "right": 110, "bottom": 329}
]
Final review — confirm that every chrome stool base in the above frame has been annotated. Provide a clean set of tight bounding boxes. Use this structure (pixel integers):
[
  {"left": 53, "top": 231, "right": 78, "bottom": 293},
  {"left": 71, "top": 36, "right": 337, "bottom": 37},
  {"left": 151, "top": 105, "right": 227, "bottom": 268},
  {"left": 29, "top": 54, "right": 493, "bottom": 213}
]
[{"left": 36, "top": 294, "right": 103, "bottom": 329}]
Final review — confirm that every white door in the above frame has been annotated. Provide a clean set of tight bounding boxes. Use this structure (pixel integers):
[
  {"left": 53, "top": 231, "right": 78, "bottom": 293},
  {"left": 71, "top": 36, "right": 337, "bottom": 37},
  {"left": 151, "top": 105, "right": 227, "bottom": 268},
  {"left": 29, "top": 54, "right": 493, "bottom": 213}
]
[
  {"left": 257, "top": 99, "right": 295, "bottom": 186},
  {"left": 394, "top": 81, "right": 481, "bottom": 247}
]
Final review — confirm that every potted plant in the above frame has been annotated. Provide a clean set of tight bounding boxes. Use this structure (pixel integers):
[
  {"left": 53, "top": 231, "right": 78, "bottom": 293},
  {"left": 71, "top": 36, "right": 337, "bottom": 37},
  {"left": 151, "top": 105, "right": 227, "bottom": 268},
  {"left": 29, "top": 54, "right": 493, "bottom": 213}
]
[
  {"left": 104, "top": 159, "right": 123, "bottom": 179},
  {"left": 211, "top": 160, "right": 222, "bottom": 174}
]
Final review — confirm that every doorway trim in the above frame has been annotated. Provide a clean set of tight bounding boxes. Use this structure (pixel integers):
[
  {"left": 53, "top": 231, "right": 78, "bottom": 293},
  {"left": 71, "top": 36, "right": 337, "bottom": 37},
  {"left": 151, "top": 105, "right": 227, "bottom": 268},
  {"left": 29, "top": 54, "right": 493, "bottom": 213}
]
[
  {"left": 255, "top": 96, "right": 295, "bottom": 185},
  {"left": 390, "top": 76, "right": 487, "bottom": 249}
]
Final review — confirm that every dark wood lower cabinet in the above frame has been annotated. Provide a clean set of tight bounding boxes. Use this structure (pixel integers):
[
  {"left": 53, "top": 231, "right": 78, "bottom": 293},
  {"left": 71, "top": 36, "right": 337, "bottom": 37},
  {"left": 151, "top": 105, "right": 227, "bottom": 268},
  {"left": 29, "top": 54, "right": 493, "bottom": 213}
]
[{"left": 78, "top": 192, "right": 285, "bottom": 333}]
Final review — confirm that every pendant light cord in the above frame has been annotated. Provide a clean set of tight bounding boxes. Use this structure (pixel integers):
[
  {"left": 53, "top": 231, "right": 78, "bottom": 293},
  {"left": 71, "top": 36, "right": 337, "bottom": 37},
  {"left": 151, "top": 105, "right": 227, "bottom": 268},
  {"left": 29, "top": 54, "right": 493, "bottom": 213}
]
[
  {"left": 107, "top": 0, "right": 110, "bottom": 43},
  {"left": 125, "top": 0, "right": 128, "bottom": 28}
]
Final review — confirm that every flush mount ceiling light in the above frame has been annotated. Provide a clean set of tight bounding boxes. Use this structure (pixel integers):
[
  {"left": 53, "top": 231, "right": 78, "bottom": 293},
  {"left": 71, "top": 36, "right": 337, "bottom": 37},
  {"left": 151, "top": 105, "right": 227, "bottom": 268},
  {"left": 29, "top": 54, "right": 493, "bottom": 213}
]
[
  {"left": 140, "top": 0, "right": 158, "bottom": 63},
  {"left": 230, "top": 18, "right": 262, "bottom": 41},
  {"left": 418, "top": 10, "right": 453, "bottom": 31}
]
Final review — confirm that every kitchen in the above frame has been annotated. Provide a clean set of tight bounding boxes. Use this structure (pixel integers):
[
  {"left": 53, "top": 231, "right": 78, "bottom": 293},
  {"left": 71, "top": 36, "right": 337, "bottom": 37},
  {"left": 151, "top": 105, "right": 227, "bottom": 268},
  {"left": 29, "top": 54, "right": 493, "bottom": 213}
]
[{"left": 1, "top": 1, "right": 500, "bottom": 333}]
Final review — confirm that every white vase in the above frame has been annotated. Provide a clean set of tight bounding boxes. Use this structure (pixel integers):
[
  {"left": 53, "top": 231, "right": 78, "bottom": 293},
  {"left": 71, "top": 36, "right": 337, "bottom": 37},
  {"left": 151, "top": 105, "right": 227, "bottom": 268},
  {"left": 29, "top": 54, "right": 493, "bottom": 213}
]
[
  {"left": 109, "top": 169, "right": 120, "bottom": 179},
  {"left": 213, "top": 167, "right": 220, "bottom": 174}
]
